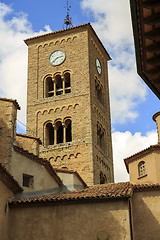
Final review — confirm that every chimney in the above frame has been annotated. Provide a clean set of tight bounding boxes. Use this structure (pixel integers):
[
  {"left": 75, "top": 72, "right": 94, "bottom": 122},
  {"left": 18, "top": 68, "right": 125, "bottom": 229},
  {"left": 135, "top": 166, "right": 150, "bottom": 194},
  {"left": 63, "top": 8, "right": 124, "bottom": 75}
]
[{"left": 153, "top": 111, "right": 160, "bottom": 144}]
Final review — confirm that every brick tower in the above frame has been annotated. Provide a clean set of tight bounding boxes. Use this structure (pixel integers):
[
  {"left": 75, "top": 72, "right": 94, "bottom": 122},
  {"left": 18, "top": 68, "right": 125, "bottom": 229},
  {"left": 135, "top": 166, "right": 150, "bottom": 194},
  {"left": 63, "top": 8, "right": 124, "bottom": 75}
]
[{"left": 25, "top": 23, "right": 114, "bottom": 185}]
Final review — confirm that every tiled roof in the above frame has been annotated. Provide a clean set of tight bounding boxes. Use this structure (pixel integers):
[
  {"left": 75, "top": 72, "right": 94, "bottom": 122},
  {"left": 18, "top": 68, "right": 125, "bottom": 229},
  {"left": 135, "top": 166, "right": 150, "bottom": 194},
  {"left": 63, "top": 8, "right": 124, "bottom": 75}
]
[
  {"left": 0, "top": 163, "right": 23, "bottom": 194},
  {"left": 0, "top": 97, "right": 20, "bottom": 110},
  {"left": 133, "top": 183, "right": 160, "bottom": 192},
  {"left": 24, "top": 23, "right": 111, "bottom": 60},
  {"left": 13, "top": 145, "right": 62, "bottom": 186},
  {"left": 124, "top": 143, "right": 160, "bottom": 172},
  {"left": 54, "top": 167, "right": 87, "bottom": 187},
  {"left": 16, "top": 133, "right": 42, "bottom": 144},
  {"left": 10, "top": 182, "right": 133, "bottom": 205}
]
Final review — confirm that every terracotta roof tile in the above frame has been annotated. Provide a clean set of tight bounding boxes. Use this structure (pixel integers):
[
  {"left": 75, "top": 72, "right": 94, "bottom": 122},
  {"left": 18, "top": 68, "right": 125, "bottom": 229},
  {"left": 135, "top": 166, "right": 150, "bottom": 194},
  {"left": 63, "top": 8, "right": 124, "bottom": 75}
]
[
  {"left": 133, "top": 183, "right": 160, "bottom": 192},
  {"left": 13, "top": 145, "right": 62, "bottom": 186},
  {"left": 10, "top": 182, "right": 132, "bottom": 205},
  {"left": 0, "top": 163, "right": 23, "bottom": 194},
  {"left": 124, "top": 143, "right": 160, "bottom": 172},
  {"left": 0, "top": 97, "right": 20, "bottom": 110}
]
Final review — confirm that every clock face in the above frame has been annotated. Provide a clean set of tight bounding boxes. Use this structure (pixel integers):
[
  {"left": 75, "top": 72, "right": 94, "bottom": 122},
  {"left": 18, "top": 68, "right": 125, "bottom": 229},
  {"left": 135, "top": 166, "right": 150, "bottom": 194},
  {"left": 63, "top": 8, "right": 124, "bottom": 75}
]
[
  {"left": 49, "top": 50, "right": 66, "bottom": 66},
  {"left": 96, "top": 58, "right": 102, "bottom": 75}
]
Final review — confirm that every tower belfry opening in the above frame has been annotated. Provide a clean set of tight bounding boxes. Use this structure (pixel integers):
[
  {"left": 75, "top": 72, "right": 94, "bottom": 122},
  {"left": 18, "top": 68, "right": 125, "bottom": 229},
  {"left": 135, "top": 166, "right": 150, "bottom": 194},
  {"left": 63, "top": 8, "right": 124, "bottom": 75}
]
[{"left": 64, "top": 0, "right": 73, "bottom": 29}]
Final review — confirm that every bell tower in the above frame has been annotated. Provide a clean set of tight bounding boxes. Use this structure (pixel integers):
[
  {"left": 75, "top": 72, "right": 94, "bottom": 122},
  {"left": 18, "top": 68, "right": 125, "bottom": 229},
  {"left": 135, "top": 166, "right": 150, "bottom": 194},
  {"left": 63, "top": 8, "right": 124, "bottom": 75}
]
[{"left": 25, "top": 23, "right": 114, "bottom": 185}]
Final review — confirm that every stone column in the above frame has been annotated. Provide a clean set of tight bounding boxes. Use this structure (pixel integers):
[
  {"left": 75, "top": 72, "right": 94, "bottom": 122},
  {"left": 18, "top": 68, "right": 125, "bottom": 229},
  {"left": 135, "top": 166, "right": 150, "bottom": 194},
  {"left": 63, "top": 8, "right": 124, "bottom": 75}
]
[{"left": 153, "top": 111, "right": 160, "bottom": 143}]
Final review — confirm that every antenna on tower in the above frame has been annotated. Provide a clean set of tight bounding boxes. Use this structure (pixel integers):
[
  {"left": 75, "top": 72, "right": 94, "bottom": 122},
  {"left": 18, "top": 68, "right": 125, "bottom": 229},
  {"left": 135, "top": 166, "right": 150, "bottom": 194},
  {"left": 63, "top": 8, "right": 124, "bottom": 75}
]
[{"left": 63, "top": 0, "right": 73, "bottom": 29}]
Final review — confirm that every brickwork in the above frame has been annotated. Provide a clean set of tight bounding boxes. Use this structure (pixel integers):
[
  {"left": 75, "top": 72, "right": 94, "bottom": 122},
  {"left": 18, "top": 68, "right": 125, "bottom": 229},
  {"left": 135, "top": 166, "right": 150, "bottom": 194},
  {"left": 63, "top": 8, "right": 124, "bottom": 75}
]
[
  {"left": 25, "top": 24, "right": 114, "bottom": 185},
  {"left": 16, "top": 134, "right": 41, "bottom": 156},
  {"left": 0, "top": 99, "right": 18, "bottom": 170}
]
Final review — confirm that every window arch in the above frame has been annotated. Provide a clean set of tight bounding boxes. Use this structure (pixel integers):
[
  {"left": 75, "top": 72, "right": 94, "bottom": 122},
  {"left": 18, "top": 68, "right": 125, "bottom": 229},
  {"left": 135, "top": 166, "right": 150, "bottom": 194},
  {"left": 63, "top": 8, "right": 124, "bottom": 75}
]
[
  {"left": 64, "top": 72, "right": 71, "bottom": 94},
  {"left": 97, "top": 123, "right": 105, "bottom": 150},
  {"left": 65, "top": 118, "right": 72, "bottom": 142},
  {"left": 138, "top": 161, "right": 146, "bottom": 177},
  {"left": 55, "top": 121, "right": 63, "bottom": 144},
  {"left": 55, "top": 75, "right": 63, "bottom": 96},
  {"left": 95, "top": 76, "right": 104, "bottom": 105},
  {"left": 44, "top": 71, "right": 71, "bottom": 98},
  {"left": 100, "top": 171, "right": 107, "bottom": 184},
  {"left": 45, "top": 122, "right": 54, "bottom": 146},
  {"left": 46, "top": 76, "right": 54, "bottom": 97}
]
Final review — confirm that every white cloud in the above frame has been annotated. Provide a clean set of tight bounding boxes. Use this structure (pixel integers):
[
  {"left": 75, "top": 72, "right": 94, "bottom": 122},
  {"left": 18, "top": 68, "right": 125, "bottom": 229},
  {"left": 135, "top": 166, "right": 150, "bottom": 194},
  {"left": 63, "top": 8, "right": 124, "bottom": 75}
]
[
  {"left": 0, "top": 3, "right": 52, "bottom": 128},
  {"left": 81, "top": 0, "right": 147, "bottom": 123},
  {"left": 112, "top": 130, "right": 158, "bottom": 182}
]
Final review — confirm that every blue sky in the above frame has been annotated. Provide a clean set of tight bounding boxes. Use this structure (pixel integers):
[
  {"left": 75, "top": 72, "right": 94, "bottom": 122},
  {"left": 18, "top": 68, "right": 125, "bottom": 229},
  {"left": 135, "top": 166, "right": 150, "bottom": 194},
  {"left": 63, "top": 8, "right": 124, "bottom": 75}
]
[{"left": 0, "top": 0, "right": 159, "bottom": 182}]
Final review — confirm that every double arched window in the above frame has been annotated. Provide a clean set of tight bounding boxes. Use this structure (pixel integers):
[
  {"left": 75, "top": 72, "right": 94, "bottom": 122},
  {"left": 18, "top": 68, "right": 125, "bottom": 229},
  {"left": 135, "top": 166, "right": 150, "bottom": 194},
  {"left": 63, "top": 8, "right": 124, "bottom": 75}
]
[
  {"left": 95, "top": 76, "right": 104, "bottom": 105},
  {"left": 97, "top": 123, "right": 105, "bottom": 150},
  {"left": 138, "top": 161, "right": 146, "bottom": 177},
  {"left": 45, "top": 72, "right": 71, "bottom": 98},
  {"left": 45, "top": 118, "right": 72, "bottom": 146},
  {"left": 100, "top": 171, "right": 107, "bottom": 184}
]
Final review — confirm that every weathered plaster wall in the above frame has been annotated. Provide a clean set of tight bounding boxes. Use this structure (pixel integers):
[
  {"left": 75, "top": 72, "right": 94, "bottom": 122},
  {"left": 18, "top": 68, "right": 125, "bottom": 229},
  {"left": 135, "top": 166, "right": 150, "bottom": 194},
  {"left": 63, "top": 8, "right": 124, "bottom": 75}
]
[
  {"left": 132, "top": 191, "right": 160, "bottom": 240},
  {"left": 9, "top": 199, "right": 131, "bottom": 240},
  {"left": 10, "top": 149, "right": 59, "bottom": 192},
  {"left": 128, "top": 150, "right": 160, "bottom": 184},
  {"left": 0, "top": 180, "right": 13, "bottom": 240}
]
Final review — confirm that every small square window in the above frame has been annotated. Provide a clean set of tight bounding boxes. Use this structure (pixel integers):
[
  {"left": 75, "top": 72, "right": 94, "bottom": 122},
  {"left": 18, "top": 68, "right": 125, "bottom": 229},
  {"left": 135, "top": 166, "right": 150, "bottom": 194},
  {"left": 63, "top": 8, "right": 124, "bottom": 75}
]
[{"left": 23, "top": 174, "right": 34, "bottom": 188}]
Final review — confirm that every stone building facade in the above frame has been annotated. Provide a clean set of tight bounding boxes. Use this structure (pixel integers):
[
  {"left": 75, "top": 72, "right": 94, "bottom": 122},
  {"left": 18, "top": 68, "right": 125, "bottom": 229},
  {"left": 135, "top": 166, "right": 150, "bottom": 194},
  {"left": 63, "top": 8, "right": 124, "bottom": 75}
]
[{"left": 25, "top": 23, "right": 114, "bottom": 186}]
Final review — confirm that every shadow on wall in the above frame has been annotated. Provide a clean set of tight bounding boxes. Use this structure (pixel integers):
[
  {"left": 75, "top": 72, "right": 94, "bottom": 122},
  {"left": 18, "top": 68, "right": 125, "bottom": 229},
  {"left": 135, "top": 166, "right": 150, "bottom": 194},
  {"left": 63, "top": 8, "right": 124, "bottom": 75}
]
[
  {"left": 9, "top": 200, "right": 130, "bottom": 240},
  {"left": 133, "top": 191, "right": 160, "bottom": 240}
]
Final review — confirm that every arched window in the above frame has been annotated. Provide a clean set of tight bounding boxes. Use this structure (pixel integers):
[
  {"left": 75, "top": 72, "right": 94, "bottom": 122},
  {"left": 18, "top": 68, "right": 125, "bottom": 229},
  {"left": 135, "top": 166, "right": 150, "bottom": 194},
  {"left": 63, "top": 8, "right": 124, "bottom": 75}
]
[
  {"left": 56, "top": 121, "right": 63, "bottom": 144},
  {"left": 64, "top": 72, "right": 71, "bottom": 94},
  {"left": 46, "top": 77, "right": 54, "bottom": 97},
  {"left": 97, "top": 124, "right": 104, "bottom": 150},
  {"left": 65, "top": 119, "right": 72, "bottom": 142},
  {"left": 100, "top": 171, "right": 107, "bottom": 184},
  {"left": 138, "top": 161, "right": 146, "bottom": 177},
  {"left": 46, "top": 122, "right": 54, "bottom": 146},
  {"left": 95, "top": 77, "right": 103, "bottom": 105},
  {"left": 55, "top": 75, "right": 63, "bottom": 95}
]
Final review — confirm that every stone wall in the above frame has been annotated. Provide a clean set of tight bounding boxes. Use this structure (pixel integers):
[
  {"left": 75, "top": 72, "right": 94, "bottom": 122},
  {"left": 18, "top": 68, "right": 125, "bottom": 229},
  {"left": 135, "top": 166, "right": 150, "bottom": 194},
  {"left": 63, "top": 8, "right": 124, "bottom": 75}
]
[{"left": 0, "top": 99, "right": 18, "bottom": 171}]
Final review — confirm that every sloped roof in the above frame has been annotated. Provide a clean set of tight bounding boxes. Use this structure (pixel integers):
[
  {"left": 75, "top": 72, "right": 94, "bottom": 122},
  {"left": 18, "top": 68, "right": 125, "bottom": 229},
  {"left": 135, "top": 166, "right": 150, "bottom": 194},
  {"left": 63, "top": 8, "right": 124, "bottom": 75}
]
[
  {"left": 13, "top": 145, "right": 62, "bottom": 186},
  {"left": 16, "top": 133, "right": 42, "bottom": 144},
  {"left": 130, "top": 0, "right": 160, "bottom": 99},
  {"left": 0, "top": 97, "right": 20, "bottom": 110},
  {"left": 0, "top": 163, "right": 23, "bottom": 194},
  {"left": 124, "top": 143, "right": 160, "bottom": 172},
  {"left": 24, "top": 23, "right": 111, "bottom": 60},
  {"left": 10, "top": 182, "right": 133, "bottom": 205},
  {"left": 133, "top": 183, "right": 160, "bottom": 192}
]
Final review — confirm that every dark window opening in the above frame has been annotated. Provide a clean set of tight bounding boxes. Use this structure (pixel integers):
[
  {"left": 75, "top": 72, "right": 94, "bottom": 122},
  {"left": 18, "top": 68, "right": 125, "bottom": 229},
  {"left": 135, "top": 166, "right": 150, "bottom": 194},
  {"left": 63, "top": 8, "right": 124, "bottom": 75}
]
[
  {"left": 64, "top": 73, "right": 71, "bottom": 93},
  {"left": 46, "top": 123, "right": 54, "bottom": 146},
  {"left": 97, "top": 125, "right": 104, "bottom": 150},
  {"left": 57, "top": 121, "right": 63, "bottom": 144},
  {"left": 65, "top": 119, "right": 72, "bottom": 142},
  {"left": 56, "top": 75, "right": 63, "bottom": 95},
  {"left": 46, "top": 77, "right": 54, "bottom": 97},
  {"left": 100, "top": 172, "right": 107, "bottom": 184},
  {"left": 23, "top": 174, "right": 34, "bottom": 188}
]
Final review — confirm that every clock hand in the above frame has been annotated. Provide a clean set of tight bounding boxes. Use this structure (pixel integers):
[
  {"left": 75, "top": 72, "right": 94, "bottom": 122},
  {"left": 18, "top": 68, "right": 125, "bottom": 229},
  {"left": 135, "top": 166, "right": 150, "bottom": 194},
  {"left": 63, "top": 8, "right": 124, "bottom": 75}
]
[{"left": 52, "top": 56, "right": 62, "bottom": 63}]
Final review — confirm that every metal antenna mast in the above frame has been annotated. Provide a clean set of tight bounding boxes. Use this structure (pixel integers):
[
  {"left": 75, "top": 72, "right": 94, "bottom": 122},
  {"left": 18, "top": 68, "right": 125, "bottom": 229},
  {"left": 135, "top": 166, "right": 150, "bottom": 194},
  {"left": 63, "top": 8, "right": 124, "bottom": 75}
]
[{"left": 64, "top": 0, "right": 73, "bottom": 29}]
